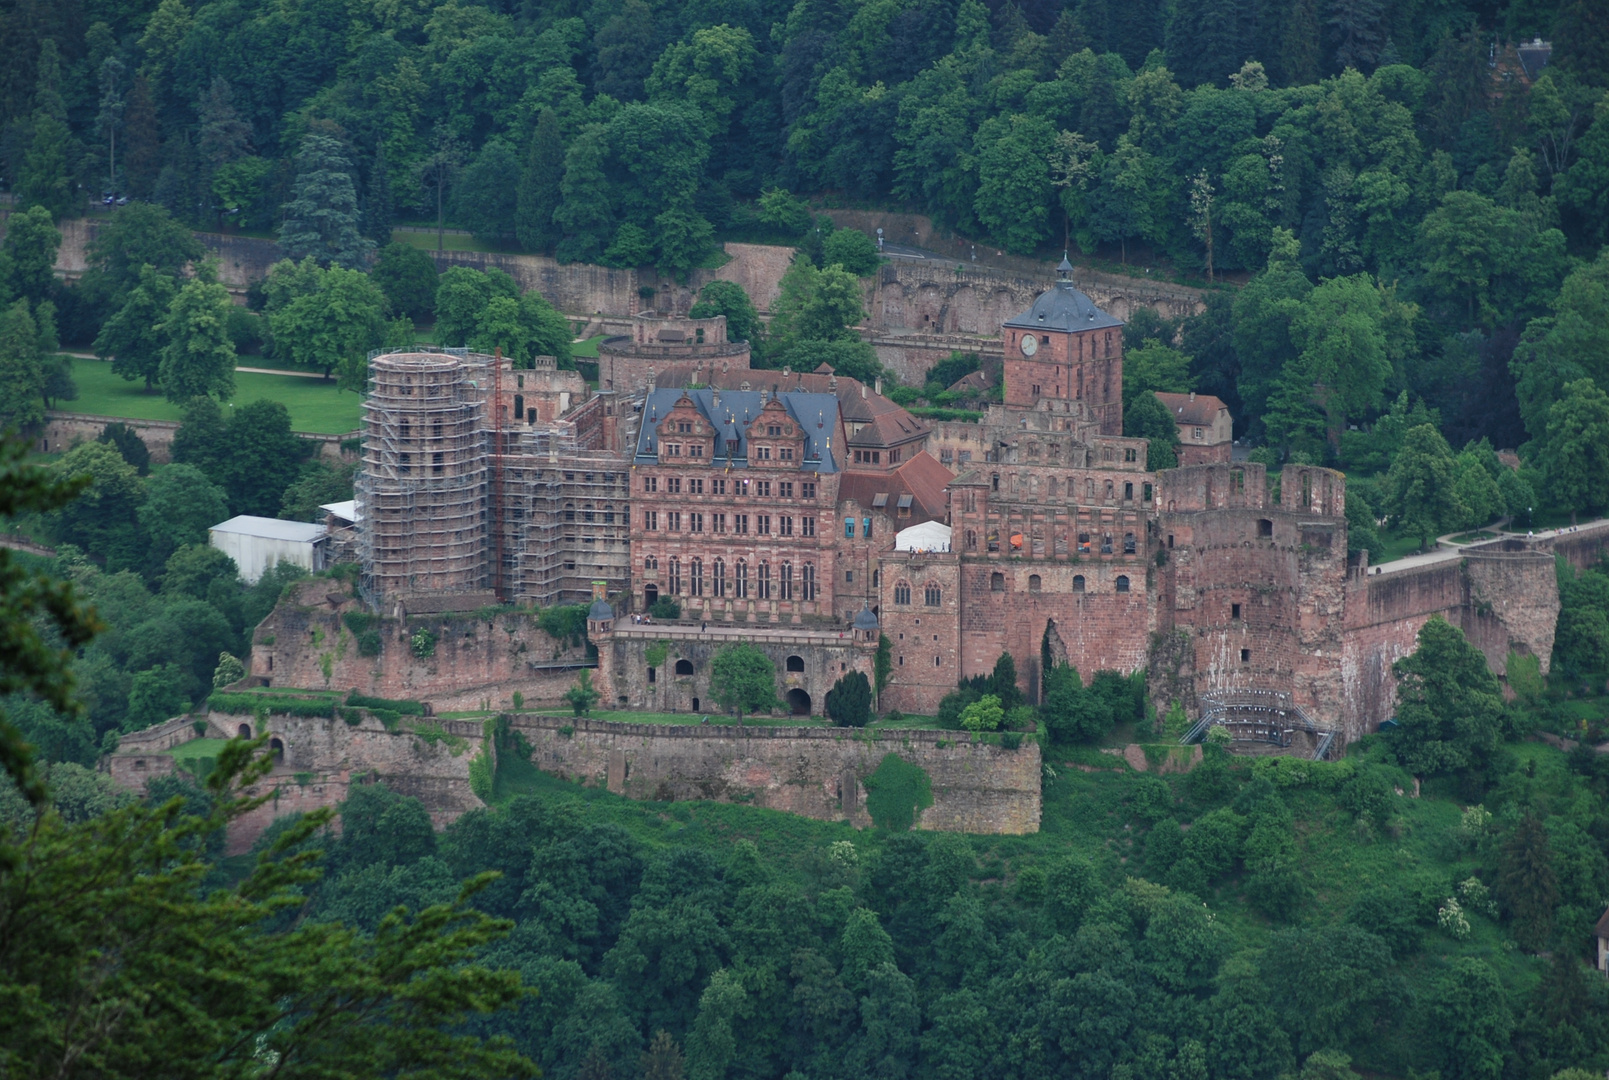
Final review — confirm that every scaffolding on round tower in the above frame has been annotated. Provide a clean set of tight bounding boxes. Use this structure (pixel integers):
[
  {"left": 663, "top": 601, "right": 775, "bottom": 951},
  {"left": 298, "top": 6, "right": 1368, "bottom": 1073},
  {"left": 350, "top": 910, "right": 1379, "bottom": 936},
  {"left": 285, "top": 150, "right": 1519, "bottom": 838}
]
[{"left": 357, "top": 347, "right": 492, "bottom": 609}]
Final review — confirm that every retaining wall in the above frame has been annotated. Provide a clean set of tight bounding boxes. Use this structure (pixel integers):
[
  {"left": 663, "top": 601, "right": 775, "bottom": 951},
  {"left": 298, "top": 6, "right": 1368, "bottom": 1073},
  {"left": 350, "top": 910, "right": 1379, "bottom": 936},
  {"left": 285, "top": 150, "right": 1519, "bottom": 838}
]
[
  {"left": 41, "top": 410, "right": 357, "bottom": 463},
  {"left": 510, "top": 714, "right": 1042, "bottom": 834}
]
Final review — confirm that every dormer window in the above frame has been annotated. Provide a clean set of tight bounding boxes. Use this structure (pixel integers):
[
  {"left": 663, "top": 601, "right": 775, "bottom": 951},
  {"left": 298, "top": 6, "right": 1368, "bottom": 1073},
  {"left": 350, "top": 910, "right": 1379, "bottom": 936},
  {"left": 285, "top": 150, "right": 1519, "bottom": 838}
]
[
  {"left": 767, "top": 425, "right": 781, "bottom": 436},
  {"left": 678, "top": 421, "right": 692, "bottom": 433}
]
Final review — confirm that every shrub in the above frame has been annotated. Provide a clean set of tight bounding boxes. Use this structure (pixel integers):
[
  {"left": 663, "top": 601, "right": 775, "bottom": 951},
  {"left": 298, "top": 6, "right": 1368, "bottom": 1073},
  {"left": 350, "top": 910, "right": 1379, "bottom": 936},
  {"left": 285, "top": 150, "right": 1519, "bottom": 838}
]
[
  {"left": 862, "top": 753, "right": 933, "bottom": 830},
  {"left": 344, "top": 692, "right": 426, "bottom": 715},
  {"left": 207, "top": 693, "right": 335, "bottom": 719},
  {"left": 959, "top": 694, "right": 1004, "bottom": 733},
  {"left": 826, "top": 671, "right": 872, "bottom": 728},
  {"left": 410, "top": 627, "right": 436, "bottom": 659},
  {"left": 648, "top": 597, "right": 681, "bottom": 620},
  {"left": 1000, "top": 731, "right": 1023, "bottom": 750}
]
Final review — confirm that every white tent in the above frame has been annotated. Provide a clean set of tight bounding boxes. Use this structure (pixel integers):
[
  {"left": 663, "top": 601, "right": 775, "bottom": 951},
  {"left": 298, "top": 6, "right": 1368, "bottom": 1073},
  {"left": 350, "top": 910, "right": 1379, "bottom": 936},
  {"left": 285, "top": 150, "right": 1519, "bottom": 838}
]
[{"left": 894, "top": 520, "right": 952, "bottom": 553}]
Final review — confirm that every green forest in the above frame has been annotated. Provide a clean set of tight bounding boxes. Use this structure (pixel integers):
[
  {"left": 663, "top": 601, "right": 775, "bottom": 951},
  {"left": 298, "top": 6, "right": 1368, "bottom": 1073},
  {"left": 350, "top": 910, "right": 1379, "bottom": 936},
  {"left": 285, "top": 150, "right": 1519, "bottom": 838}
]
[{"left": 3, "top": 0, "right": 1609, "bottom": 1075}]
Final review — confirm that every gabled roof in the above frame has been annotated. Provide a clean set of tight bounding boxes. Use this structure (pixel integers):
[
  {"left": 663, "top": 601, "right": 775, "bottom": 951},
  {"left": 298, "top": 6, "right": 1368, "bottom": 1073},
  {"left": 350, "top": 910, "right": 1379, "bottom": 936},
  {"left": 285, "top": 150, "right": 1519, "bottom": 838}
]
[
  {"left": 634, "top": 387, "right": 840, "bottom": 473},
  {"left": 848, "top": 410, "right": 927, "bottom": 448},
  {"left": 1154, "top": 391, "right": 1230, "bottom": 429},
  {"left": 838, "top": 451, "right": 952, "bottom": 525},
  {"left": 1003, "top": 281, "right": 1123, "bottom": 332}
]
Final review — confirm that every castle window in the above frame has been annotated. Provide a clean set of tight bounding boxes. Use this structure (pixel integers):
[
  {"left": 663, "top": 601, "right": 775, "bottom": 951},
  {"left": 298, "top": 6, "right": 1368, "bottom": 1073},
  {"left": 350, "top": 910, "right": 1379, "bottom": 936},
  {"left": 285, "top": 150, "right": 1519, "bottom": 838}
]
[
  {"left": 1167, "top": 534, "right": 1174, "bottom": 548},
  {"left": 935, "top": 656, "right": 941, "bottom": 667},
  {"left": 802, "top": 517, "right": 816, "bottom": 537},
  {"left": 779, "top": 515, "right": 793, "bottom": 536},
  {"left": 990, "top": 572, "right": 1004, "bottom": 592},
  {"left": 786, "top": 655, "right": 805, "bottom": 672},
  {"left": 1101, "top": 534, "right": 1113, "bottom": 554},
  {"left": 965, "top": 530, "right": 977, "bottom": 550},
  {"left": 802, "top": 482, "right": 816, "bottom": 499},
  {"left": 758, "top": 562, "right": 771, "bottom": 599},
  {"left": 690, "top": 512, "right": 704, "bottom": 533},
  {"left": 1124, "top": 482, "right": 1134, "bottom": 501},
  {"left": 1143, "top": 483, "right": 1153, "bottom": 502},
  {"left": 1124, "top": 449, "right": 1137, "bottom": 463},
  {"left": 801, "top": 563, "right": 817, "bottom": 601},
  {"left": 780, "top": 446, "right": 794, "bottom": 461},
  {"left": 1078, "top": 532, "right": 1090, "bottom": 553},
  {"left": 669, "top": 559, "right": 682, "bottom": 593},
  {"left": 1231, "top": 469, "right": 1245, "bottom": 492},
  {"left": 894, "top": 582, "right": 911, "bottom": 605},
  {"left": 1232, "top": 603, "right": 1241, "bottom": 620},
  {"left": 780, "top": 562, "right": 793, "bottom": 601},
  {"left": 1104, "top": 480, "right": 1114, "bottom": 501},
  {"left": 1258, "top": 519, "right": 1273, "bottom": 537},
  {"left": 675, "top": 659, "right": 695, "bottom": 675},
  {"left": 1124, "top": 532, "right": 1136, "bottom": 554},
  {"left": 846, "top": 570, "right": 854, "bottom": 583},
  {"left": 757, "top": 515, "right": 770, "bottom": 535},
  {"left": 643, "top": 555, "right": 658, "bottom": 570},
  {"left": 925, "top": 584, "right": 941, "bottom": 606},
  {"left": 992, "top": 474, "right": 1000, "bottom": 491},
  {"left": 779, "top": 481, "right": 793, "bottom": 498},
  {"left": 667, "top": 511, "right": 681, "bottom": 531},
  {"left": 1194, "top": 428, "right": 1203, "bottom": 440},
  {"left": 845, "top": 517, "right": 856, "bottom": 538},
  {"left": 1028, "top": 575, "right": 1041, "bottom": 593},
  {"left": 643, "top": 476, "right": 657, "bottom": 492},
  {"left": 735, "top": 561, "right": 748, "bottom": 598},
  {"left": 1241, "top": 648, "right": 1251, "bottom": 663},
  {"left": 1116, "top": 575, "right": 1130, "bottom": 593},
  {"left": 690, "top": 559, "right": 703, "bottom": 596},
  {"left": 757, "top": 480, "right": 771, "bottom": 497},
  {"left": 667, "top": 477, "right": 681, "bottom": 494},
  {"left": 1073, "top": 575, "right": 1085, "bottom": 592},
  {"left": 644, "top": 510, "right": 658, "bottom": 530},
  {"left": 648, "top": 667, "right": 656, "bottom": 683}
]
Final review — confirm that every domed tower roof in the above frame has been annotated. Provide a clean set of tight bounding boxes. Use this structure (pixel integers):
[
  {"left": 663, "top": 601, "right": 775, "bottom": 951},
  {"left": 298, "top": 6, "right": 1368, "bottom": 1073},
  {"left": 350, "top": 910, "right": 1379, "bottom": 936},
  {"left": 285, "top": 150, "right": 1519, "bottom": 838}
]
[
  {"left": 1003, "top": 281, "right": 1124, "bottom": 333},
  {"left": 588, "top": 598, "right": 614, "bottom": 620},
  {"left": 853, "top": 605, "right": 879, "bottom": 631}
]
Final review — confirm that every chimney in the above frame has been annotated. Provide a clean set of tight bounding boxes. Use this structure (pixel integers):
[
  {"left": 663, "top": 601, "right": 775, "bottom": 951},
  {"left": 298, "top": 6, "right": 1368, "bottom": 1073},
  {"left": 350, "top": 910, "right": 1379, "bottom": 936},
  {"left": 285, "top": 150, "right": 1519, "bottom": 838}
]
[
  {"left": 647, "top": 367, "right": 656, "bottom": 393},
  {"left": 874, "top": 377, "right": 883, "bottom": 396},
  {"left": 1189, "top": 391, "right": 1195, "bottom": 401},
  {"left": 860, "top": 383, "right": 867, "bottom": 398}
]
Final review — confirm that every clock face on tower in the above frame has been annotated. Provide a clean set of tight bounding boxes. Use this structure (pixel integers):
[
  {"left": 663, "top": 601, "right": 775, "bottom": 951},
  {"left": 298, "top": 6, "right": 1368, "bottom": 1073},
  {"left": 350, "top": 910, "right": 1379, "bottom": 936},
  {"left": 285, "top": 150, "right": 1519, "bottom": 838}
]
[{"left": 1020, "top": 334, "right": 1038, "bottom": 357}]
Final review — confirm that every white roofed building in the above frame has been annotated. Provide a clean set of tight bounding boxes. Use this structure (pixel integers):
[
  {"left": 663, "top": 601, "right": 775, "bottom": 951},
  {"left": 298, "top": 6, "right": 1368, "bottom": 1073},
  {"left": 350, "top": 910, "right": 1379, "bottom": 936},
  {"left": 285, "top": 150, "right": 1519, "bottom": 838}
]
[
  {"left": 209, "top": 516, "right": 329, "bottom": 584},
  {"left": 895, "top": 520, "right": 952, "bottom": 553}
]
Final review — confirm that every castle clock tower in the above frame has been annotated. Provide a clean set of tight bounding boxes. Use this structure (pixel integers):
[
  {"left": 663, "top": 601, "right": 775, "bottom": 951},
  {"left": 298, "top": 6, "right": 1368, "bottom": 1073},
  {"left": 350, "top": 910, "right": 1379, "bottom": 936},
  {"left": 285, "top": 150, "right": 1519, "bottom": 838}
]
[{"left": 1001, "top": 257, "right": 1126, "bottom": 435}]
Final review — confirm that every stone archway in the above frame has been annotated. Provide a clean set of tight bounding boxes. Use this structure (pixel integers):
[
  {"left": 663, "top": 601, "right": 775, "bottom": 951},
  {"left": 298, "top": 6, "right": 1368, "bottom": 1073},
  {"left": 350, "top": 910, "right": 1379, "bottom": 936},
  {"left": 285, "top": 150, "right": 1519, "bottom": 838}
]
[
  {"left": 644, "top": 584, "right": 659, "bottom": 608},
  {"left": 786, "top": 688, "right": 811, "bottom": 716}
]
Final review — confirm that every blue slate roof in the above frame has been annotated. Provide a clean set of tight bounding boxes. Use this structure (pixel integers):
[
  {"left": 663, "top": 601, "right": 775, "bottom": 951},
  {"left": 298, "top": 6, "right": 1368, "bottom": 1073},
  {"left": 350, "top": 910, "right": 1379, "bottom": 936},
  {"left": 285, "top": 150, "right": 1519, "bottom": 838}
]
[
  {"left": 1002, "top": 281, "right": 1124, "bottom": 332},
  {"left": 634, "top": 388, "right": 841, "bottom": 473}
]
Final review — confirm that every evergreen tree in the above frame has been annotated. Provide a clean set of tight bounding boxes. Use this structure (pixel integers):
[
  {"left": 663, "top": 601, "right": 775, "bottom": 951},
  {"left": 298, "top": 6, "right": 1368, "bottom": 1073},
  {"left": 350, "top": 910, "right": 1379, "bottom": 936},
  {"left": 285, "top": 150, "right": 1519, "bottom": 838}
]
[
  {"left": 94, "top": 56, "right": 126, "bottom": 199},
  {"left": 1498, "top": 814, "right": 1559, "bottom": 953},
  {"left": 195, "top": 77, "right": 251, "bottom": 205},
  {"left": 122, "top": 75, "right": 162, "bottom": 198},
  {"left": 371, "top": 243, "right": 438, "bottom": 323},
  {"left": 452, "top": 140, "right": 520, "bottom": 244},
  {"left": 16, "top": 41, "right": 75, "bottom": 219},
  {"left": 279, "top": 134, "right": 374, "bottom": 269},
  {"left": 0, "top": 300, "right": 46, "bottom": 432},
  {"left": 826, "top": 671, "right": 872, "bottom": 727},
  {"left": 364, "top": 143, "right": 394, "bottom": 247},
  {"left": 515, "top": 110, "right": 565, "bottom": 253}
]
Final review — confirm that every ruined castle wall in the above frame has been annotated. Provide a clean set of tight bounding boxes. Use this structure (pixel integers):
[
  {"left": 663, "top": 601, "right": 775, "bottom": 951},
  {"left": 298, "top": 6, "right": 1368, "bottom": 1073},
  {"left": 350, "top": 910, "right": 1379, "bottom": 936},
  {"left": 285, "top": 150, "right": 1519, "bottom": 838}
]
[
  {"left": 510, "top": 714, "right": 1041, "bottom": 834},
  {"left": 250, "top": 583, "right": 589, "bottom": 710},
  {"left": 106, "top": 711, "right": 486, "bottom": 854},
  {"left": 957, "top": 558, "right": 1156, "bottom": 701},
  {"left": 601, "top": 627, "right": 875, "bottom": 716}
]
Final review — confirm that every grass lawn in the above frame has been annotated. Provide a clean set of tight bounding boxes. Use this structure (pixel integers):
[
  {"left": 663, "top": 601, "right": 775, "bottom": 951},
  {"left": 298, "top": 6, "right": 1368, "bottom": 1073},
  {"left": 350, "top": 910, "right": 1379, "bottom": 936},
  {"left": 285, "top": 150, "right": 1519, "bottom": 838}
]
[
  {"left": 390, "top": 227, "right": 517, "bottom": 255},
  {"left": 168, "top": 737, "right": 232, "bottom": 764},
  {"left": 66, "top": 358, "right": 363, "bottom": 434},
  {"left": 572, "top": 335, "right": 604, "bottom": 358}
]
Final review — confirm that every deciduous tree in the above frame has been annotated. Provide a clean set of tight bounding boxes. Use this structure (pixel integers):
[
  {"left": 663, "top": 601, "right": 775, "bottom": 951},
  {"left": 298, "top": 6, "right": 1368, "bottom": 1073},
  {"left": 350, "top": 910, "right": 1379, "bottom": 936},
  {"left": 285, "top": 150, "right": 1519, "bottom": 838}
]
[
  {"left": 157, "top": 267, "right": 236, "bottom": 404},
  {"left": 708, "top": 644, "right": 776, "bottom": 720}
]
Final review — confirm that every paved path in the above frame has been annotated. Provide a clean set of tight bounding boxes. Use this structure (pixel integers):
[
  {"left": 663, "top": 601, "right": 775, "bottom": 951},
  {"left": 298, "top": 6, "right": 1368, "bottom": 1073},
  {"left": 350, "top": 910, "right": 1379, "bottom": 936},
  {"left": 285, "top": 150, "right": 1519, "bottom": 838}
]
[{"left": 1370, "top": 516, "right": 1609, "bottom": 575}]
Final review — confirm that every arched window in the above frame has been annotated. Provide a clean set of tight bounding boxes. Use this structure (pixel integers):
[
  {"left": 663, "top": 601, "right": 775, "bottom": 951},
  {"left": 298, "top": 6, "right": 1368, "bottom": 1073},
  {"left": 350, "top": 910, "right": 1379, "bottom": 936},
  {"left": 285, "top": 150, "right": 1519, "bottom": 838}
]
[
  {"left": 1048, "top": 476, "right": 1058, "bottom": 497},
  {"left": 786, "top": 655, "right": 805, "bottom": 672},
  {"left": 1029, "top": 574, "right": 1041, "bottom": 593},
  {"left": 690, "top": 558, "right": 703, "bottom": 596},
  {"left": 1116, "top": 575, "right": 1130, "bottom": 593},
  {"left": 758, "top": 562, "right": 771, "bottom": 599},
  {"left": 872, "top": 569, "right": 881, "bottom": 588},
  {"left": 894, "top": 581, "right": 912, "bottom": 605},
  {"left": 780, "top": 561, "right": 793, "bottom": 601},
  {"left": 990, "top": 572, "right": 1004, "bottom": 592},
  {"left": 712, "top": 559, "right": 726, "bottom": 597},
  {"left": 668, "top": 558, "right": 682, "bottom": 594},
  {"left": 675, "top": 658, "right": 694, "bottom": 676},
  {"left": 735, "top": 560, "right": 748, "bottom": 598},
  {"left": 991, "top": 474, "right": 1000, "bottom": 491},
  {"left": 1123, "top": 532, "right": 1136, "bottom": 554},
  {"left": 643, "top": 554, "right": 658, "bottom": 570},
  {"left": 801, "top": 562, "right": 816, "bottom": 601},
  {"left": 1104, "top": 479, "right": 1114, "bottom": 501},
  {"left": 1073, "top": 575, "right": 1086, "bottom": 592},
  {"left": 924, "top": 583, "right": 941, "bottom": 605},
  {"left": 1101, "top": 534, "right": 1114, "bottom": 554}
]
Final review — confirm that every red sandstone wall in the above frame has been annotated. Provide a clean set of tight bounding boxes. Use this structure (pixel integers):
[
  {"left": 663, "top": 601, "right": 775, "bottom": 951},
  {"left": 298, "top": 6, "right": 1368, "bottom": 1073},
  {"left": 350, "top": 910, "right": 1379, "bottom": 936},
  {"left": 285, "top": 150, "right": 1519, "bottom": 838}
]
[{"left": 251, "top": 583, "right": 590, "bottom": 710}]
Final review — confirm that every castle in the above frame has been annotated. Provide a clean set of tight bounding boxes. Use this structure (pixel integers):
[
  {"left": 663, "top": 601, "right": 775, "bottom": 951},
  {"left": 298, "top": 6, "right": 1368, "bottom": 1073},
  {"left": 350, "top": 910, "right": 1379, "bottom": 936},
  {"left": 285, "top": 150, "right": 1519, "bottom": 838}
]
[{"left": 352, "top": 264, "right": 1578, "bottom": 753}]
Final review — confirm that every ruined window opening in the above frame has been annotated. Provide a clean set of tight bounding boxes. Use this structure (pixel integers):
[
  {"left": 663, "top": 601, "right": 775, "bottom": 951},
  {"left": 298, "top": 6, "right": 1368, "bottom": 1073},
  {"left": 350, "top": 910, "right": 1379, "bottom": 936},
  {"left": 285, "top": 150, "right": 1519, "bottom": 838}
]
[
  {"left": 1232, "top": 603, "right": 1241, "bottom": 619},
  {"left": 990, "top": 572, "right": 1004, "bottom": 592},
  {"left": 675, "top": 659, "right": 694, "bottom": 676},
  {"left": 1028, "top": 574, "right": 1041, "bottom": 593},
  {"left": 786, "top": 655, "right": 805, "bottom": 672},
  {"left": 1258, "top": 519, "right": 1273, "bottom": 537},
  {"left": 1115, "top": 575, "right": 1130, "bottom": 593},
  {"left": 1073, "top": 575, "right": 1085, "bottom": 592},
  {"left": 1241, "top": 648, "right": 1251, "bottom": 663}
]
